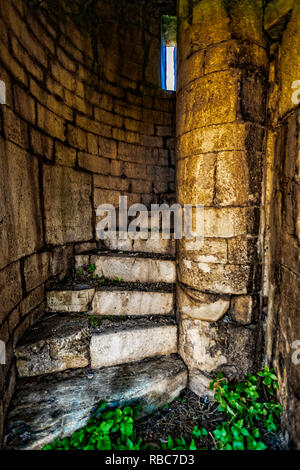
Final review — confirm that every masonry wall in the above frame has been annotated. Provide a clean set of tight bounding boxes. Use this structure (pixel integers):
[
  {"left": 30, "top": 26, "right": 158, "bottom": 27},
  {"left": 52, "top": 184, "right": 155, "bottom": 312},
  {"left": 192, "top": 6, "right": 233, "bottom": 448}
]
[
  {"left": 176, "top": 0, "right": 268, "bottom": 395},
  {"left": 263, "top": 1, "right": 300, "bottom": 448},
  {"left": 0, "top": 0, "right": 175, "bottom": 442}
]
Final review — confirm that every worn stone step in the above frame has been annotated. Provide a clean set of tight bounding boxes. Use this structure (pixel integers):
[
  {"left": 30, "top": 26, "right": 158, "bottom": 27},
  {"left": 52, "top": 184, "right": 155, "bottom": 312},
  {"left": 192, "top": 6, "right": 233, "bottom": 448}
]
[
  {"left": 15, "top": 314, "right": 177, "bottom": 377},
  {"left": 90, "top": 319, "right": 178, "bottom": 369},
  {"left": 5, "top": 355, "right": 187, "bottom": 450},
  {"left": 75, "top": 252, "right": 176, "bottom": 283},
  {"left": 103, "top": 232, "right": 175, "bottom": 255},
  {"left": 46, "top": 285, "right": 174, "bottom": 316},
  {"left": 92, "top": 289, "right": 174, "bottom": 316},
  {"left": 15, "top": 314, "right": 91, "bottom": 378}
]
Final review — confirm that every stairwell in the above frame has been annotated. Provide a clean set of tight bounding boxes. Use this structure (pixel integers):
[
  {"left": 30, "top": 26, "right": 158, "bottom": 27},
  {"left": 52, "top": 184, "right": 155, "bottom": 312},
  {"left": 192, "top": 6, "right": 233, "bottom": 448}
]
[{"left": 4, "top": 235, "right": 187, "bottom": 449}]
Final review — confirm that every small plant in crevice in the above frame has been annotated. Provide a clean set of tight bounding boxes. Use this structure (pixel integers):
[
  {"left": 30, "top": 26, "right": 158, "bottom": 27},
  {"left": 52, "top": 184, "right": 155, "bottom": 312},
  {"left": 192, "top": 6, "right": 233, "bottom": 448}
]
[
  {"left": 88, "top": 315, "right": 101, "bottom": 329},
  {"left": 76, "top": 265, "right": 125, "bottom": 286},
  {"left": 43, "top": 367, "right": 282, "bottom": 451},
  {"left": 106, "top": 315, "right": 125, "bottom": 322}
]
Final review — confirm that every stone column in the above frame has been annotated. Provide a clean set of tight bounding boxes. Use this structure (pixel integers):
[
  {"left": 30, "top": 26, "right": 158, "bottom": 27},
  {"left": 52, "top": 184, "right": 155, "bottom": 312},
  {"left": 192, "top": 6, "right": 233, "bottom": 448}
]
[{"left": 176, "top": 0, "right": 268, "bottom": 395}]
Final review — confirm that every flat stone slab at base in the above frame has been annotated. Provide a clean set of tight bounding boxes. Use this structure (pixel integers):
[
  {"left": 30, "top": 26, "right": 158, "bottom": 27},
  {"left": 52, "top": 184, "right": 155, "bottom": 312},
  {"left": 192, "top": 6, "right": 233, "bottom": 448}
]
[
  {"left": 5, "top": 355, "right": 187, "bottom": 450},
  {"left": 75, "top": 253, "right": 176, "bottom": 283},
  {"left": 90, "top": 323, "right": 178, "bottom": 368}
]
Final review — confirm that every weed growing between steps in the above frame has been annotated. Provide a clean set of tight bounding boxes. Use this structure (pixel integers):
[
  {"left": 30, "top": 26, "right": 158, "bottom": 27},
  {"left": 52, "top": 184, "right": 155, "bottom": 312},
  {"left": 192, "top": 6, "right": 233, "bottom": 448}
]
[
  {"left": 43, "top": 366, "right": 284, "bottom": 451},
  {"left": 76, "top": 264, "right": 125, "bottom": 287}
]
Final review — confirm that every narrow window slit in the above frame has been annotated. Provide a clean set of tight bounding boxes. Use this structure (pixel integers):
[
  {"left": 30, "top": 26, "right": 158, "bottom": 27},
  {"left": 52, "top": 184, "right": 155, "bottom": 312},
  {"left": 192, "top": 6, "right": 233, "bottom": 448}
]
[{"left": 161, "top": 15, "right": 177, "bottom": 91}]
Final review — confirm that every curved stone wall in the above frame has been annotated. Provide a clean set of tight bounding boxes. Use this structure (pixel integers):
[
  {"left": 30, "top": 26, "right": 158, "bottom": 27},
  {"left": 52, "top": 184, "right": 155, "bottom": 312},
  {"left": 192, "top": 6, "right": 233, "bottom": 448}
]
[
  {"left": 0, "top": 0, "right": 175, "bottom": 441},
  {"left": 263, "top": 0, "right": 300, "bottom": 448},
  {"left": 176, "top": 0, "right": 268, "bottom": 394}
]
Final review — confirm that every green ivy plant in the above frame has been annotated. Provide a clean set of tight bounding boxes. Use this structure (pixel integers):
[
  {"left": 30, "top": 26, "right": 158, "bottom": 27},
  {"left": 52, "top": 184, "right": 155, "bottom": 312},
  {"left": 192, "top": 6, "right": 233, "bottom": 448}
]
[
  {"left": 43, "top": 402, "right": 143, "bottom": 451},
  {"left": 209, "top": 366, "right": 282, "bottom": 450}
]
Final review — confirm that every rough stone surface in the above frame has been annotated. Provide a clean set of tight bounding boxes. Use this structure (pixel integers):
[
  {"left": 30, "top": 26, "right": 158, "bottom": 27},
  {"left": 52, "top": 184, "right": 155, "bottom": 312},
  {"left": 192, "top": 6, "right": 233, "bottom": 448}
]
[
  {"left": 0, "top": 262, "right": 22, "bottom": 324},
  {"left": 15, "top": 314, "right": 90, "bottom": 377},
  {"left": 0, "top": 139, "right": 43, "bottom": 269},
  {"left": 76, "top": 254, "right": 176, "bottom": 284},
  {"left": 179, "top": 318, "right": 259, "bottom": 387},
  {"left": 23, "top": 252, "right": 51, "bottom": 292},
  {"left": 178, "top": 259, "right": 251, "bottom": 295},
  {"left": 46, "top": 289, "right": 95, "bottom": 313},
  {"left": 5, "top": 355, "right": 187, "bottom": 450},
  {"left": 230, "top": 295, "right": 257, "bottom": 325},
  {"left": 91, "top": 324, "right": 178, "bottom": 368},
  {"left": 43, "top": 166, "right": 93, "bottom": 245},
  {"left": 177, "top": 285, "right": 230, "bottom": 321},
  {"left": 103, "top": 233, "right": 175, "bottom": 255},
  {"left": 92, "top": 290, "right": 174, "bottom": 316}
]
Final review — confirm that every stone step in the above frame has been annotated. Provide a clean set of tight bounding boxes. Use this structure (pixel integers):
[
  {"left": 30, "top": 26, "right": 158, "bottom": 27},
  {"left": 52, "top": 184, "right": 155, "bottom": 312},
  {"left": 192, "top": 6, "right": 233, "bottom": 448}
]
[
  {"left": 46, "top": 285, "right": 174, "bottom": 316},
  {"left": 15, "top": 314, "right": 90, "bottom": 378},
  {"left": 75, "top": 252, "right": 176, "bottom": 284},
  {"left": 5, "top": 355, "right": 187, "bottom": 450},
  {"left": 15, "top": 314, "right": 177, "bottom": 377},
  {"left": 103, "top": 232, "right": 175, "bottom": 255},
  {"left": 90, "top": 318, "right": 177, "bottom": 369}
]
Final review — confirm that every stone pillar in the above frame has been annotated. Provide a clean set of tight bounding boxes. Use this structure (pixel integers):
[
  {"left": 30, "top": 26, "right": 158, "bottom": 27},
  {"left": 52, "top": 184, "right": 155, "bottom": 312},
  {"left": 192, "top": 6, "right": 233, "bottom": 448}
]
[{"left": 176, "top": 0, "right": 268, "bottom": 395}]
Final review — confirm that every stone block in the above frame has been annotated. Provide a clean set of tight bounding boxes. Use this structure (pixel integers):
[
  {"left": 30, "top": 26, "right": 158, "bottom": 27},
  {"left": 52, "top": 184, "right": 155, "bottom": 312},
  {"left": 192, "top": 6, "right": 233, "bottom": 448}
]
[
  {"left": 0, "top": 140, "right": 43, "bottom": 269},
  {"left": 204, "top": 41, "right": 268, "bottom": 76},
  {"left": 178, "top": 50, "right": 204, "bottom": 91},
  {"left": 30, "top": 128, "right": 54, "bottom": 160},
  {"left": 20, "top": 286, "right": 45, "bottom": 319},
  {"left": 177, "top": 71, "right": 239, "bottom": 135},
  {"left": 76, "top": 254, "right": 176, "bottom": 284},
  {"left": 3, "top": 107, "right": 28, "bottom": 149},
  {"left": 177, "top": 238, "right": 227, "bottom": 264},
  {"left": 103, "top": 232, "right": 175, "bottom": 255},
  {"left": 55, "top": 142, "right": 76, "bottom": 168},
  {"left": 78, "top": 153, "right": 110, "bottom": 174},
  {"left": 23, "top": 252, "right": 51, "bottom": 292},
  {"left": 178, "top": 122, "right": 265, "bottom": 160},
  {"left": 178, "top": 259, "right": 251, "bottom": 294},
  {"left": 90, "top": 324, "right": 177, "bottom": 368},
  {"left": 14, "top": 84, "right": 36, "bottom": 124},
  {"left": 43, "top": 165, "right": 92, "bottom": 245},
  {"left": 46, "top": 289, "right": 95, "bottom": 313},
  {"left": 37, "top": 104, "right": 66, "bottom": 141},
  {"left": 0, "top": 262, "right": 22, "bottom": 324},
  {"left": 215, "top": 151, "right": 261, "bottom": 206},
  {"left": 203, "top": 207, "right": 258, "bottom": 238},
  {"left": 230, "top": 295, "right": 257, "bottom": 325},
  {"left": 15, "top": 315, "right": 90, "bottom": 377},
  {"left": 177, "top": 153, "right": 216, "bottom": 205},
  {"left": 228, "top": 236, "right": 258, "bottom": 264},
  {"left": 177, "top": 285, "right": 230, "bottom": 321},
  {"left": 179, "top": 318, "right": 258, "bottom": 384},
  {"left": 92, "top": 290, "right": 174, "bottom": 316}
]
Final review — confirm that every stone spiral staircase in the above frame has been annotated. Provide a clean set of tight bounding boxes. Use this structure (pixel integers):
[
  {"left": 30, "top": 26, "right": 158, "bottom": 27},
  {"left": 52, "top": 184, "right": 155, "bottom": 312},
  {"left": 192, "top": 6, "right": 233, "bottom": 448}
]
[{"left": 4, "top": 233, "right": 187, "bottom": 449}]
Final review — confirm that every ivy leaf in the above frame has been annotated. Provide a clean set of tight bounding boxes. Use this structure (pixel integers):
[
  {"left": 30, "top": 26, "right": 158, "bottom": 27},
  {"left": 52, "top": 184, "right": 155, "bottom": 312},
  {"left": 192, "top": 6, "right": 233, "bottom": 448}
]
[{"left": 189, "top": 439, "right": 197, "bottom": 450}]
